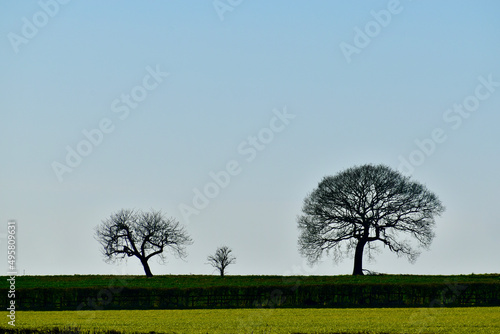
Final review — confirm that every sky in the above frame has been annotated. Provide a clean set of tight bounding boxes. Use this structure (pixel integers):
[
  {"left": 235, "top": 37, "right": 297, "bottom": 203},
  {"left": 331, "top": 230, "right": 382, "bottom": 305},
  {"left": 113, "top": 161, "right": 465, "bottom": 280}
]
[{"left": 1, "top": 0, "right": 499, "bottom": 277}]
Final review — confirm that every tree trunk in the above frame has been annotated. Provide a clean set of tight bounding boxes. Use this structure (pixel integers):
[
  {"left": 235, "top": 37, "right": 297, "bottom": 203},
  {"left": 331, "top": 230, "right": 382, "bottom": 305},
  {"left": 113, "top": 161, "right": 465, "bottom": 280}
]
[
  {"left": 352, "top": 239, "right": 366, "bottom": 275},
  {"left": 220, "top": 267, "right": 225, "bottom": 277},
  {"left": 140, "top": 258, "right": 153, "bottom": 277}
]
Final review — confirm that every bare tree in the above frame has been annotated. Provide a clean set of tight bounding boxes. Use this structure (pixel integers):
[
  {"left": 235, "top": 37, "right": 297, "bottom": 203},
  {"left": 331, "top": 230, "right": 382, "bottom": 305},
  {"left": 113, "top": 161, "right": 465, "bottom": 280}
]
[
  {"left": 298, "top": 164, "right": 445, "bottom": 275},
  {"left": 95, "top": 209, "right": 193, "bottom": 277},
  {"left": 207, "top": 246, "right": 236, "bottom": 277}
]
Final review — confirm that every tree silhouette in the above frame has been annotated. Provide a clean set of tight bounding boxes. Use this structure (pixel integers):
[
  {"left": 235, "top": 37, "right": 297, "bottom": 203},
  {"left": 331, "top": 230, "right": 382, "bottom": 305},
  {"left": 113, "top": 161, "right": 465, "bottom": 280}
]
[
  {"left": 298, "top": 164, "right": 445, "bottom": 275},
  {"left": 207, "top": 246, "right": 236, "bottom": 277},
  {"left": 95, "top": 209, "right": 192, "bottom": 277}
]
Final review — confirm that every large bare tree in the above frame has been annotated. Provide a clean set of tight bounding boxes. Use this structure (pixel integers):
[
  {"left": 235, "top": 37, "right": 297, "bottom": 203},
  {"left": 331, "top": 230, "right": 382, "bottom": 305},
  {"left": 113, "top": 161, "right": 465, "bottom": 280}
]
[
  {"left": 95, "top": 209, "right": 193, "bottom": 277},
  {"left": 207, "top": 246, "right": 236, "bottom": 277},
  {"left": 298, "top": 164, "right": 445, "bottom": 275}
]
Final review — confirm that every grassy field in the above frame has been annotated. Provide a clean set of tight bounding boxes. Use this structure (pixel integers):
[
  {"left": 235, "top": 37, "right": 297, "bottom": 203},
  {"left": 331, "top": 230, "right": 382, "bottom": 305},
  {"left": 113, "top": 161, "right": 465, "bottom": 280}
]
[
  {"left": 3, "top": 307, "right": 500, "bottom": 333},
  {"left": 8, "top": 273, "right": 500, "bottom": 289}
]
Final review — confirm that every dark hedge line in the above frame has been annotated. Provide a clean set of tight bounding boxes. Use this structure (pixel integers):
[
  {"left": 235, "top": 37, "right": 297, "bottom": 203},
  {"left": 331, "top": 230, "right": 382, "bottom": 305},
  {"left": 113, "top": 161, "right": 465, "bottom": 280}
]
[{"left": 2, "top": 283, "right": 499, "bottom": 311}]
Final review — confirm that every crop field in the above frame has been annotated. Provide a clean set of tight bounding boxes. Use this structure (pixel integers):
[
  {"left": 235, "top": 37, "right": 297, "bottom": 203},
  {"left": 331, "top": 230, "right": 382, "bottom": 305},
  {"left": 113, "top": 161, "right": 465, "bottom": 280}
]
[{"left": 3, "top": 307, "right": 500, "bottom": 334}]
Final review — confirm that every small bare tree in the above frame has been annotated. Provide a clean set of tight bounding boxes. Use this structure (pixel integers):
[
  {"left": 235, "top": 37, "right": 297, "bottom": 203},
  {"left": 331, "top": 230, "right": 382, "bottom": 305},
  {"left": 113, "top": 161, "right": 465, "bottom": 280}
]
[
  {"left": 95, "top": 209, "right": 193, "bottom": 277},
  {"left": 207, "top": 246, "right": 236, "bottom": 277}
]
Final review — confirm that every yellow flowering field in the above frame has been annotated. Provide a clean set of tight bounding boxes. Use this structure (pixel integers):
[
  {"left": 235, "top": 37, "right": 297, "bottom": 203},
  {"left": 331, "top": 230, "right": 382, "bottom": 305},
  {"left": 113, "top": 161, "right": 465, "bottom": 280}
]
[{"left": 3, "top": 307, "right": 500, "bottom": 334}]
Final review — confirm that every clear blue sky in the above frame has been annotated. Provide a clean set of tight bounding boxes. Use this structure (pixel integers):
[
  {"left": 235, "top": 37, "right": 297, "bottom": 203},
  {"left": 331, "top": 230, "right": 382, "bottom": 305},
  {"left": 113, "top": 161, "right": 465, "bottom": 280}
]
[{"left": 1, "top": 0, "right": 499, "bottom": 276}]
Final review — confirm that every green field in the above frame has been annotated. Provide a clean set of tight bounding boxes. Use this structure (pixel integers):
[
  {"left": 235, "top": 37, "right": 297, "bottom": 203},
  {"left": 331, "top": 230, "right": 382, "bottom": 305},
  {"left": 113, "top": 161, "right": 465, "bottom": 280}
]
[
  {"left": 9, "top": 273, "right": 500, "bottom": 289},
  {"left": 4, "top": 275, "right": 499, "bottom": 333},
  {"left": 3, "top": 307, "right": 500, "bottom": 334}
]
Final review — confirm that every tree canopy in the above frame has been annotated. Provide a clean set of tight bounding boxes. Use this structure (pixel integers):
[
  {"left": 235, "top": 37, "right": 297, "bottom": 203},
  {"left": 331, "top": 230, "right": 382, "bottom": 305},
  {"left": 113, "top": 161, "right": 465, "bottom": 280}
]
[
  {"left": 95, "top": 209, "right": 193, "bottom": 277},
  {"left": 207, "top": 246, "right": 236, "bottom": 277},
  {"left": 298, "top": 164, "right": 445, "bottom": 275}
]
